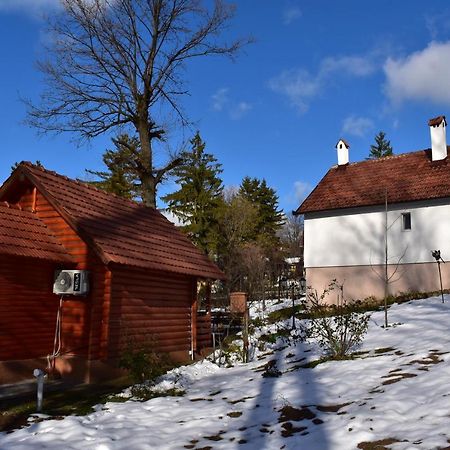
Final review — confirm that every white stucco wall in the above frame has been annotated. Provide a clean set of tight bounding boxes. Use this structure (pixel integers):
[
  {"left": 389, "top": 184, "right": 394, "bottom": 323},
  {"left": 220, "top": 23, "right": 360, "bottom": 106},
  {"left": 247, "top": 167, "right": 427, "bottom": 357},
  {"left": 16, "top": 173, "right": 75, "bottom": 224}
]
[{"left": 304, "top": 199, "right": 450, "bottom": 268}]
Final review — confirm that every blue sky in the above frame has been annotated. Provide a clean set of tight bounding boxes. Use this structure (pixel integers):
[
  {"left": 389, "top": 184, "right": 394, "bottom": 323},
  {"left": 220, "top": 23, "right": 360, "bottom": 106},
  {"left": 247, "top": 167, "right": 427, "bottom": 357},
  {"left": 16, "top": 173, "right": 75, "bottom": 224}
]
[{"left": 1, "top": 1, "right": 450, "bottom": 212}]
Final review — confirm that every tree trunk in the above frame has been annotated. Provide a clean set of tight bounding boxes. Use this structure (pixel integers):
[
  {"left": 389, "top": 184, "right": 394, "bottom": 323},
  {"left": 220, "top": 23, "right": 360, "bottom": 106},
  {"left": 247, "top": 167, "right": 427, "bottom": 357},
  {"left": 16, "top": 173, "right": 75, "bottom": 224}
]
[{"left": 137, "top": 118, "right": 157, "bottom": 209}]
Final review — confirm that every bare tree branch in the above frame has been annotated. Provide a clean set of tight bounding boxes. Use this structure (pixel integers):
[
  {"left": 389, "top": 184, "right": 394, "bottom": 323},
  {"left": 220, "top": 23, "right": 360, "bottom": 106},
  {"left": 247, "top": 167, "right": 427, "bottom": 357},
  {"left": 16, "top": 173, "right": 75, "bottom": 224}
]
[{"left": 25, "top": 0, "right": 251, "bottom": 207}]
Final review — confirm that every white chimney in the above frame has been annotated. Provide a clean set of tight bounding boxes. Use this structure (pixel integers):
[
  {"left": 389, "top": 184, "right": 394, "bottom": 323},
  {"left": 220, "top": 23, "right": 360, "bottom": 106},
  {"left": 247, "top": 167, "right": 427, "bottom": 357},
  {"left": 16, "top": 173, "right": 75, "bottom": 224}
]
[
  {"left": 429, "top": 115, "right": 447, "bottom": 161},
  {"left": 336, "top": 139, "right": 349, "bottom": 166}
]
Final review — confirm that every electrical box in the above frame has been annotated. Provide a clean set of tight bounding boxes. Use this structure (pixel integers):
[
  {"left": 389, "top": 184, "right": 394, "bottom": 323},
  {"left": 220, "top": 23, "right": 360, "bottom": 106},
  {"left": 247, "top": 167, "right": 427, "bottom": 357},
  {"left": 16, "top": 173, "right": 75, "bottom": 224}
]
[{"left": 53, "top": 270, "right": 89, "bottom": 296}]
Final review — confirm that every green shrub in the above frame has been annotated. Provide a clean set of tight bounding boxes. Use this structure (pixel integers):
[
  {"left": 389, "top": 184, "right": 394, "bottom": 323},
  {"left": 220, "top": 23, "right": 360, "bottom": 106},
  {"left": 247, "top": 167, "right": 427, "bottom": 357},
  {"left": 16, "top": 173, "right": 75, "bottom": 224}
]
[
  {"left": 306, "top": 281, "right": 370, "bottom": 359},
  {"left": 130, "top": 385, "right": 185, "bottom": 401},
  {"left": 119, "top": 334, "right": 173, "bottom": 383}
]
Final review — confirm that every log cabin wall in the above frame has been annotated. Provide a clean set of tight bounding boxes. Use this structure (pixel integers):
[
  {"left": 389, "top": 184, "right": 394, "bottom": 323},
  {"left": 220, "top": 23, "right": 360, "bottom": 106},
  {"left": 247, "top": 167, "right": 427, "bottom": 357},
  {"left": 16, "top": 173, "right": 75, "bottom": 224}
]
[
  {"left": 1, "top": 185, "right": 111, "bottom": 364},
  {"left": 196, "top": 313, "right": 212, "bottom": 351},
  {"left": 33, "top": 192, "right": 111, "bottom": 360},
  {"left": 109, "top": 266, "right": 195, "bottom": 359},
  {"left": 0, "top": 255, "right": 59, "bottom": 361}
]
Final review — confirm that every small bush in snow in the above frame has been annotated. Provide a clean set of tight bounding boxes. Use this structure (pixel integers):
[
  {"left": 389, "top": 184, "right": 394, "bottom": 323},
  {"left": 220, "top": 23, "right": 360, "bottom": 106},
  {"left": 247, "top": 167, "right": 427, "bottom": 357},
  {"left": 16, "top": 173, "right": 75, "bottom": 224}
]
[
  {"left": 130, "top": 385, "right": 185, "bottom": 401},
  {"left": 119, "top": 334, "right": 173, "bottom": 383},
  {"left": 306, "top": 281, "right": 370, "bottom": 359},
  {"left": 261, "top": 360, "right": 282, "bottom": 378}
]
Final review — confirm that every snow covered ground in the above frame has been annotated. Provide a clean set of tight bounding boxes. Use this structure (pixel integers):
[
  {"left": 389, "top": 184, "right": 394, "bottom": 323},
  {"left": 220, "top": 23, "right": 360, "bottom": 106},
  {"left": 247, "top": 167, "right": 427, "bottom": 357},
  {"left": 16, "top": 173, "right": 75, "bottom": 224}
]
[{"left": 2, "top": 296, "right": 450, "bottom": 450}]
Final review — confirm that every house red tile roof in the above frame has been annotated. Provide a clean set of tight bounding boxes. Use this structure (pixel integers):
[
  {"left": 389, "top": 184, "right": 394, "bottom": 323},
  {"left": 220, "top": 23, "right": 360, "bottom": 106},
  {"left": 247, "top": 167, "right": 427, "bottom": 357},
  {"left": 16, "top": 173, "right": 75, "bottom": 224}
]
[
  {"left": 296, "top": 148, "right": 450, "bottom": 214},
  {"left": 0, "top": 201, "right": 74, "bottom": 263},
  {"left": 2, "top": 163, "right": 225, "bottom": 279},
  {"left": 428, "top": 115, "right": 447, "bottom": 127}
]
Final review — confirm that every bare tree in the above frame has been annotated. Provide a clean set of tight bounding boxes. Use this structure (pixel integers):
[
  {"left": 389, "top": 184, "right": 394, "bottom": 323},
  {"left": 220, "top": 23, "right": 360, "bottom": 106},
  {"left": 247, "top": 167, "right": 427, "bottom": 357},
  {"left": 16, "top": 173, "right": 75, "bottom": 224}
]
[
  {"left": 370, "top": 189, "right": 408, "bottom": 327},
  {"left": 280, "top": 212, "right": 303, "bottom": 258},
  {"left": 26, "top": 0, "right": 250, "bottom": 208}
]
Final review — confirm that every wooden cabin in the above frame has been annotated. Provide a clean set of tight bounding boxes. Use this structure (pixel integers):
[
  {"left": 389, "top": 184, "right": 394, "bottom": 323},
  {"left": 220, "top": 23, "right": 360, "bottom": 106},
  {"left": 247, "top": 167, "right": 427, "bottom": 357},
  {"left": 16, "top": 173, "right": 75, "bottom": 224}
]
[{"left": 0, "top": 162, "right": 224, "bottom": 384}]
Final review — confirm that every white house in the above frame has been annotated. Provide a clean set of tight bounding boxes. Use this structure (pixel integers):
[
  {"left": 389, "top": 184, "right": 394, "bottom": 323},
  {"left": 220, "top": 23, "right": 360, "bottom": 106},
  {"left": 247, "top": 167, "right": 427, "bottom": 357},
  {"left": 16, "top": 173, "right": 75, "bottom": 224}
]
[{"left": 295, "top": 116, "right": 450, "bottom": 301}]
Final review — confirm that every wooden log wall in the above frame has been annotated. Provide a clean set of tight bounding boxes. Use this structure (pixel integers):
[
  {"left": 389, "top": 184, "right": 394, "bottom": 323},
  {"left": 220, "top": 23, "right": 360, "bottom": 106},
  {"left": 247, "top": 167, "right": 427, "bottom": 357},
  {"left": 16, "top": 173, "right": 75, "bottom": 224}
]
[
  {"left": 109, "top": 266, "right": 195, "bottom": 357},
  {"left": 0, "top": 256, "right": 60, "bottom": 360},
  {"left": 33, "top": 192, "right": 110, "bottom": 359},
  {"left": 196, "top": 314, "right": 212, "bottom": 350},
  {"left": 0, "top": 186, "right": 111, "bottom": 362}
]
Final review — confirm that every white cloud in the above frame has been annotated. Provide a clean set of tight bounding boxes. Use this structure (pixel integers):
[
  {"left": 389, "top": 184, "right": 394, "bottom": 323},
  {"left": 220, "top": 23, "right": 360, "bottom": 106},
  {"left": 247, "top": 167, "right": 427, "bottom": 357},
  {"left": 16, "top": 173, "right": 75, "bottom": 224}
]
[
  {"left": 342, "top": 115, "right": 374, "bottom": 137},
  {"left": 211, "top": 88, "right": 252, "bottom": 120},
  {"left": 292, "top": 181, "right": 312, "bottom": 205},
  {"left": 211, "top": 88, "right": 229, "bottom": 111},
  {"left": 230, "top": 102, "right": 252, "bottom": 120},
  {"left": 320, "top": 56, "right": 375, "bottom": 77},
  {"left": 0, "top": 0, "right": 115, "bottom": 17},
  {"left": 283, "top": 5, "right": 302, "bottom": 25},
  {"left": 0, "top": 0, "right": 61, "bottom": 15},
  {"left": 384, "top": 41, "right": 450, "bottom": 107},
  {"left": 269, "top": 54, "right": 376, "bottom": 113},
  {"left": 268, "top": 69, "right": 320, "bottom": 113}
]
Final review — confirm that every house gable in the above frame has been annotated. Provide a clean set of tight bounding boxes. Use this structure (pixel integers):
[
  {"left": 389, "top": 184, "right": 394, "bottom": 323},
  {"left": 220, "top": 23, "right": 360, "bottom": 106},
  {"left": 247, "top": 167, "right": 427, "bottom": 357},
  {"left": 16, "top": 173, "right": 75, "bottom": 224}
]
[{"left": 0, "top": 162, "right": 224, "bottom": 280}]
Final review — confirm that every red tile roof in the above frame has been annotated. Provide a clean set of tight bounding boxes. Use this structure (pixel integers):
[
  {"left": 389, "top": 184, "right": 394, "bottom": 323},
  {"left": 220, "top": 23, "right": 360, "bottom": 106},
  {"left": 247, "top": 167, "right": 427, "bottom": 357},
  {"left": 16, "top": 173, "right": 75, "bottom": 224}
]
[
  {"left": 7, "top": 163, "right": 224, "bottom": 279},
  {"left": 428, "top": 115, "right": 447, "bottom": 127},
  {"left": 0, "top": 202, "right": 73, "bottom": 263},
  {"left": 296, "top": 148, "right": 450, "bottom": 214}
]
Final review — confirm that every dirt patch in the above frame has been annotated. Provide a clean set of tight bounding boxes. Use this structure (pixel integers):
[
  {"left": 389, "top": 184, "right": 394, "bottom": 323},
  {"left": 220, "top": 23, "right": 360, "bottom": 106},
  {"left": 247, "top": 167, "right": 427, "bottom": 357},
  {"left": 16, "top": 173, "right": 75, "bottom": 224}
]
[
  {"left": 405, "top": 350, "right": 448, "bottom": 367},
  {"left": 368, "top": 388, "right": 385, "bottom": 394},
  {"left": 357, "top": 438, "right": 404, "bottom": 449},
  {"left": 286, "top": 357, "right": 306, "bottom": 365},
  {"left": 280, "top": 421, "right": 308, "bottom": 437},
  {"left": 228, "top": 396, "right": 255, "bottom": 405},
  {"left": 381, "top": 372, "right": 417, "bottom": 385},
  {"left": 227, "top": 411, "right": 242, "bottom": 418},
  {"left": 279, "top": 405, "right": 316, "bottom": 422},
  {"left": 316, "top": 402, "right": 352, "bottom": 413},
  {"left": 204, "top": 434, "right": 223, "bottom": 441},
  {"left": 374, "top": 347, "right": 396, "bottom": 355}
]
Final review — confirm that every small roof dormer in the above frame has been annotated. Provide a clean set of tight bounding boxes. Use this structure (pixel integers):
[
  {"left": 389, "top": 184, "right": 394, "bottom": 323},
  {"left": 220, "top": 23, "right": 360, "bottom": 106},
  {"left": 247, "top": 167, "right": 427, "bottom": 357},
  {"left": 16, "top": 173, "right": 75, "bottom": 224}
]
[{"left": 336, "top": 139, "right": 350, "bottom": 166}]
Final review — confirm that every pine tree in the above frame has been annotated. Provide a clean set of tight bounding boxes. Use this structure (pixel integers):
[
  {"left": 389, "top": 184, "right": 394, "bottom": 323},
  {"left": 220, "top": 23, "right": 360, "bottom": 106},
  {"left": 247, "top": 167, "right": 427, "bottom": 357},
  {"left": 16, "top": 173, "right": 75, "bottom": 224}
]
[
  {"left": 86, "top": 135, "right": 141, "bottom": 200},
  {"left": 238, "top": 176, "right": 285, "bottom": 247},
  {"left": 162, "top": 132, "right": 224, "bottom": 254},
  {"left": 368, "top": 131, "right": 393, "bottom": 159}
]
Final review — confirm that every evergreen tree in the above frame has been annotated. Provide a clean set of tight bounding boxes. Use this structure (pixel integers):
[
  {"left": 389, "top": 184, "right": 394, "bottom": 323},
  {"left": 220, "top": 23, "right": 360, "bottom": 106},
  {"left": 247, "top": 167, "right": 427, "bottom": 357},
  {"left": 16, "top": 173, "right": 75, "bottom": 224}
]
[
  {"left": 368, "top": 131, "right": 393, "bottom": 159},
  {"left": 86, "top": 135, "right": 141, "bottom": 200},
  {"left": 162, "top": 132, "right": 224, "bottom": 254},
  {"left": 238, "top": 176, "right": 285, "bottom": 247}
]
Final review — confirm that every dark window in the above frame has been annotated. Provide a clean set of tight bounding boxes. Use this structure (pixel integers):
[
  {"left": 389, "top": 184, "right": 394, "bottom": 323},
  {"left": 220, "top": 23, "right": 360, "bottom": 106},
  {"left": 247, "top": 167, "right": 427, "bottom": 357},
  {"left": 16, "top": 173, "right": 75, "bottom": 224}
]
[{"left": 402, "top": 212, "right": 411, "bottom": 231}]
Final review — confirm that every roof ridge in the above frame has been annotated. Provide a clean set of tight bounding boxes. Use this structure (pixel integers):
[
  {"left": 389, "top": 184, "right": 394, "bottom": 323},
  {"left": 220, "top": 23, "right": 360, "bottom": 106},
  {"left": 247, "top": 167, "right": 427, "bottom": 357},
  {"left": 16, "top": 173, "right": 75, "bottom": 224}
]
[
  {"left": 18, "top": 161, "right": 147, "bottom": 209},
  {"left": 298, "top": 146, "right": 450, "bottom": 214},
  {"left": 335, "top": 148, "right": 433, "bottom": 169}
]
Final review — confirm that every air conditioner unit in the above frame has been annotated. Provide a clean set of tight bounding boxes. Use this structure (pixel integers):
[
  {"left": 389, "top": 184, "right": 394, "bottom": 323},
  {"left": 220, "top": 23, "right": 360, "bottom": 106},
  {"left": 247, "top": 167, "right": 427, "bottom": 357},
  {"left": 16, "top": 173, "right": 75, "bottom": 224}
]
[{"left": 53, "top": 270, "right": 89, "bottom": 296}]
